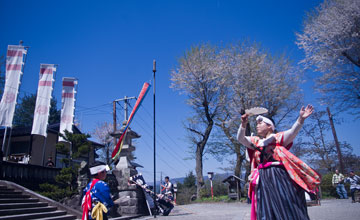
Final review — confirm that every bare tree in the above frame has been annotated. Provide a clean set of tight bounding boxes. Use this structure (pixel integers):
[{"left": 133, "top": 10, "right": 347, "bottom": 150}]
[
  {"left": 298, "top": 110, "right": 352, "bottom": 171},
  {"left": 296, "top": 0, "right": 360, "bottom": 117},
  {"left": 212, "top": 42, "right": 303, "bottom": 178},
  {"left": 92, "top": 122, "right": 113, "bottom": 164},
  {"left": 170, "top": 44, "right": 225, "bottom": 198}
]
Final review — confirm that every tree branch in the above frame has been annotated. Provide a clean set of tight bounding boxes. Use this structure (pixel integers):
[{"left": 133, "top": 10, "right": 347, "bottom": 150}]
[{"left": 342, "top": 51, "right": 360, "bottom": 68}]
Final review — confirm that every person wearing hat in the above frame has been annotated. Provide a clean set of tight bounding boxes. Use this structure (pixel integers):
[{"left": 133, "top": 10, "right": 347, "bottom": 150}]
[
  {"left": 82, "top": 161, "right": 113, "bottom": 220},
  {"left": 237, "top": 105, "right": 321, "bottom": 220}
]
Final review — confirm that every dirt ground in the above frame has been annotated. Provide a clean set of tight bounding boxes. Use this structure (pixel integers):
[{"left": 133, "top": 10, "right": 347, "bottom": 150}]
[{"left": 136, "top": 199, "right": 360, "bottom": 220}]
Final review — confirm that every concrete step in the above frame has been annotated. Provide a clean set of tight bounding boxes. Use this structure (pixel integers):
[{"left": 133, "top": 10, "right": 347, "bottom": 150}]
[
  {"left": 0, "top": 206, "right": 57, "bottom": 216},
  {"left": 0, "top": 193, "right": 31, "bottom": 198},
  {"left": 0, "top": 187, "right": 15, "bottom": 192},
  {"left": 0, "top": 198, "right": 39, "bottom": 203},
  {"left": 0, "top": 210, "right": 67, "bottom": 220},
  {"left": 0, "top": 190, "right": 22, "bottom": 194},
  {"left": 0, "top": 202, "right": 48, "bottom": 209}
]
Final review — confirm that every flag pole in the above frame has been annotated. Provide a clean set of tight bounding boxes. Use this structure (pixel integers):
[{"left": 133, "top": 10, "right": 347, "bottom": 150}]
[
  {"left": 153, "top": 60, "right": 157, "bottom": 218},
  {"left": 4, "top": 41, "right": 29, "bottom": 159},
  {"left": 1, "top": 127, "right": 8, "bottom": 161},
  {"left": 41, "top": 64, "right": 58, "bottom": 166}
]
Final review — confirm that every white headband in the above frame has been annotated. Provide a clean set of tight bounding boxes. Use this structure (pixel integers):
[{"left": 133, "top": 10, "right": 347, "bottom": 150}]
[
  {"left": 256, "top": 115, "right": 275, "bottom": 131},
  {"left": 90, "top": 165, "right": 110, "bottom": 175}
]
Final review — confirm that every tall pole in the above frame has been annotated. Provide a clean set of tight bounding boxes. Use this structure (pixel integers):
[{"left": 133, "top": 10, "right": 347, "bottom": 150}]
[
  {"left": 113, "top": 101, "right": 117, "bottom": 146},
  {"left": 326, "top": 107, "right": 344, "bottom": 173},
  {"left": 41, "top": 64, "right": 58, "bottom": 166},
  {"left": 153, "top": 60, "right": 157, "bottom": 218},
  {"left": 1, "top": 127, "right": 8, "bottom": 161}
]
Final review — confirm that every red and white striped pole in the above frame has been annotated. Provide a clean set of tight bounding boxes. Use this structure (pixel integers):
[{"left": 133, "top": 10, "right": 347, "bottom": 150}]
[{"left": 208, "top": 172, "right": 214, "bottom": 200}]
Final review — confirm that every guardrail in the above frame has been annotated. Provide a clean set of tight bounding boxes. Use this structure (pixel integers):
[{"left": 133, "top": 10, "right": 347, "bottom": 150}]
[{"left": 0, "top": 161, "right": 61, "bottom": 188}]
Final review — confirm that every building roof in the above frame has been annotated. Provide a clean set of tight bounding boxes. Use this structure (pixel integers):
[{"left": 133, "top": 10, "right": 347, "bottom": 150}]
[
  {"left": 0, "top": 123, "right": 104, "bottom": 148},
  {"left": 222, "top": 175, "right": 246, "bottom": 183}
]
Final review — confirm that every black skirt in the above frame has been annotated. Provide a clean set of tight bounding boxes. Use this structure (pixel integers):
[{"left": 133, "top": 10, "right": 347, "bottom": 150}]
[{"left": 257, "top": 165, "right": 310, "bottom": 220}]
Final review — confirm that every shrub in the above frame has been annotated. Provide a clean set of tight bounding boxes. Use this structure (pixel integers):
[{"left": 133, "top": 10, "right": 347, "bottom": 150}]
[
  {"left": 320, "top": 173, "right": 337, "bottom": 198},
  {"left": 38, "top": 183, "right": 72, "bottom": 202}
]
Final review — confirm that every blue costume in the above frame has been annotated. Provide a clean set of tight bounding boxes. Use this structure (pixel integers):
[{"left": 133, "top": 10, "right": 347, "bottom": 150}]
[{"left": 82, "top": 179, "right": 114, "bottom": 219}]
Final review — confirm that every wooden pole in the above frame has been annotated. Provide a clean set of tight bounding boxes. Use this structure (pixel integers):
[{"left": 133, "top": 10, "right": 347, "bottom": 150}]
[{"left": 326, "top": 107, "right": 344, "bottom": 173}]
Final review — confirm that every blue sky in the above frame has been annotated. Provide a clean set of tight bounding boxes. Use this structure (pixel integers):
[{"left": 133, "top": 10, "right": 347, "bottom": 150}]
[{"left": 1, "top": 0, "right": 358, "bottom": 182}]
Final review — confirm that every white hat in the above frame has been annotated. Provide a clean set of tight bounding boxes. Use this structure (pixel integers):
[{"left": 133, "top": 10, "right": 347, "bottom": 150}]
[{"left": 256, "top": 115, "right": 275, "bottom": 131}]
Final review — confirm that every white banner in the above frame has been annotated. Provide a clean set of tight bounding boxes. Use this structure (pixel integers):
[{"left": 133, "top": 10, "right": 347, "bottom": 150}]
[
  {"left": 59, "top": 77, "right": 77, "bottom": 142},
  {"left": 0, "top": 45, "right": 27, "bottom": 127},
  {"left": 31, "top": 64, "right": 56, "bottom": 137}
]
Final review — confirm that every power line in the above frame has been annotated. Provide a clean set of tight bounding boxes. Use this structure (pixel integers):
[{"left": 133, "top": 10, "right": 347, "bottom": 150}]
[
  {"left": 128, "top": 102, "right": 187, "bottom": 154},
  {"left": 140, "top": 104, "right": 190, "bottom": 162},
  {"left": 129, "top": 104, "right": 192, "bottom": 170},
  {"left": 114, "top": 97, "right": 191, "bottom": 174},
  {"left": 76, "top": 103, "right": 112, "bottom": 113},
  {"left": 133, "top": 117, "right": 192, "bottom": 170},
  {"left": 139, "top": 136, "right": 184, "bottom": 177},
  {"left": 132, "top": 118, "right": 192, "bottom": 172}
]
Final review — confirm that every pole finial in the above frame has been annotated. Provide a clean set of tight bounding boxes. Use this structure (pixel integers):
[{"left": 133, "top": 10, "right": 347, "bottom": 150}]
[{"left": 153, "top": 60, "right": 156, "bottom": 73}]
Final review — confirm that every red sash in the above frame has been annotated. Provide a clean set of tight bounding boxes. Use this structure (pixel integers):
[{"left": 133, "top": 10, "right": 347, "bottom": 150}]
[{"left": 82, "top": 179, "right": 99, "bottom": 220}]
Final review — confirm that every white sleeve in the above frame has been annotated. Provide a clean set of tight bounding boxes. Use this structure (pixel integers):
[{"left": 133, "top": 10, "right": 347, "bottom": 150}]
[
  {"left": 236, "top": 124, "right": 254, "bottom": 149},
  {"left": 283, "top": 118, "right": 303, "bottom": 147}
]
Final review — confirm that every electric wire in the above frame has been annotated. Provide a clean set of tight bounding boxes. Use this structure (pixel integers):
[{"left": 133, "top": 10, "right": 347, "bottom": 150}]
[
  {"left": 140, "top": 104, "right": 191, "bottom": 163},
  {"left": 131, "top": 118, "right": 190, "bottom": 176},
  {"left": 130, "top": 106, "right": 192, "bottom": 170},
  {"left": 121, "top": 102, "right": 192, "bottom": 171}
]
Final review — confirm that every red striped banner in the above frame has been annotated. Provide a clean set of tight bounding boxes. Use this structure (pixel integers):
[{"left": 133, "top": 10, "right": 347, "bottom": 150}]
[
  {"left": 40, "top": 68, "right": 53, "bottom": 74},
  {"left": 59, "top": 77, "right": 77, "bottom": 142},
  {"left": 6, "top": 64, "right": 22, "bottom": 71},
  {"left": 32, "top": 64, "right": 56, "bottom": 137},
  {"left": 7, "top": 50, "right": 23, "bottom": 57},
  {"left": 39, "top": 81, "right": 52, "bottom": 86},
  {"left": 63, "top": 81, "right": 75, "bottom": 87},
  {"left": 62, "top": 93, "right": 74, "bottom": 98},
  {"left": 1, "top": 45, "right": 27, "bottom": 127}
]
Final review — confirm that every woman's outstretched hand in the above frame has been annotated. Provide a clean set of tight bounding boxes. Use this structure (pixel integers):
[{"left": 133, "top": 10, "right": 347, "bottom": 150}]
[
  {"left": 241, "top": 114, "right": 249, "bottom": 128},
  {"left": 299, "top": 104, "right": 314, "bottom": 123}
]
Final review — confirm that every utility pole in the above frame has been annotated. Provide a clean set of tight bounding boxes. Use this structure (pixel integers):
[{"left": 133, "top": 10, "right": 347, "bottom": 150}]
[
  {"left": 326, "top": 107, "right": 344, "bottom": 173},
  {"left": 112, "top": 96, "right": 136, "bottom": 144}
]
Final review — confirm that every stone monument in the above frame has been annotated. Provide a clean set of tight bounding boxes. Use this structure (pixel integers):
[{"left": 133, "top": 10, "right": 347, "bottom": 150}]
[{"left": 111, "top": 122, "right": 149, "bottom": 216}]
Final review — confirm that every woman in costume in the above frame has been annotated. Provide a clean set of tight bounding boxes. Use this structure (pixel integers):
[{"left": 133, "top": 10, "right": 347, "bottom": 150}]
[
  {"left": 82, "top": 162, "right": 114, "bottom": 220},
  {"left": 237, "top": 105, "right": 321, "bottom": 220}
]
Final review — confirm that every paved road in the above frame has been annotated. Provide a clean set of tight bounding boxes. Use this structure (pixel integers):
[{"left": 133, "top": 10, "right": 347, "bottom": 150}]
[{"left": 137, "top": 199, "right": 360, "bottom": 220}]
